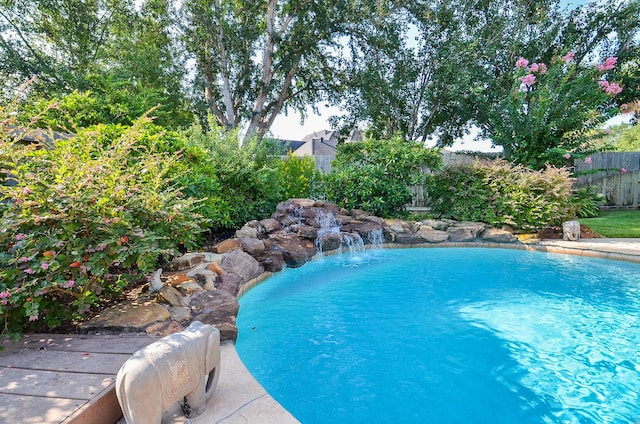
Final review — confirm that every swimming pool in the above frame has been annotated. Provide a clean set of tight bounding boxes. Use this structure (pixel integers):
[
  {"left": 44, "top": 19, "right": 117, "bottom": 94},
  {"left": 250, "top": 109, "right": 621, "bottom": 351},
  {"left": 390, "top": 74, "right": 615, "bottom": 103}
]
[{"left": 236, "top": 248, "right": 640, "bottom": 423}]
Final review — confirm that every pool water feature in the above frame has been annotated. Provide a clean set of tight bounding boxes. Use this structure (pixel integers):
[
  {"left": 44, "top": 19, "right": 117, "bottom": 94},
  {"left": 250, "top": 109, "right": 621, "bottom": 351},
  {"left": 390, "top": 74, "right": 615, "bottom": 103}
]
[{"left": 236, "top": 248, "right": 640, "bottom": 423}]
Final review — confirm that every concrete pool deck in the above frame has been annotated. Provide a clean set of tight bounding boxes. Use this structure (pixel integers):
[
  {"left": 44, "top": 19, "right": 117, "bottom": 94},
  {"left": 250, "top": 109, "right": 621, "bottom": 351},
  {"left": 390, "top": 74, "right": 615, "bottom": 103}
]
[{"left": 1, "top": 237, "right": 639, "bottom": 423}]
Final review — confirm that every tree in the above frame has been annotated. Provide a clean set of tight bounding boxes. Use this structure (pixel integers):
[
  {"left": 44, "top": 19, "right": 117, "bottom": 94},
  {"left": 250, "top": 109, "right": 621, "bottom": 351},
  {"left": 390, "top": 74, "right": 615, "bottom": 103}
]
[
  {"left": 334, "top": 0, "right": 564, "bottom": 143},
  {"left": 332, "top": 0, "right": 640, "bottom": 148},
  {"left": 485, "top": 53, "right": 622, "bottom": 168},
  {"left": 0, "top": 0, "right": 192, "bottom": 128},
  {"left": 178, "top": 0, "right": 395, "bottom": 141}
]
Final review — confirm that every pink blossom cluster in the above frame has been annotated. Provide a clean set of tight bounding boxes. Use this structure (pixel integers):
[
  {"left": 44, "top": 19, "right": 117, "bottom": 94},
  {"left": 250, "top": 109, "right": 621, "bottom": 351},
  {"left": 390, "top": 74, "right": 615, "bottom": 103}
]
[
  {"left": 621, "top": 168, "right": 628, "bottom": 174},
  {"left": 63, "top": 280, "right": 75, "bottom": 289},
  {"left": 519, "top": 74, "right": 536, "bottom": 87},
  {"left": 516, "top": 57, "right": 529, "bottom": 68},
  {"left": 529, "top": 63, "right": 547, "bottom": 74},
  {"left": 0, "top": 290, "right": 9, "bottom": 305},
  {"left": 598, "top": 80, "right": 623, "bottom": 96},
  {"left": 562, "top": 52, "right": 575, "bottom": 63},
  {"left": 585, "top": 157, "right": 592, "bottom": 164},
  {"left": 597, "top": 57, "right": 617, "bottom": 72}
]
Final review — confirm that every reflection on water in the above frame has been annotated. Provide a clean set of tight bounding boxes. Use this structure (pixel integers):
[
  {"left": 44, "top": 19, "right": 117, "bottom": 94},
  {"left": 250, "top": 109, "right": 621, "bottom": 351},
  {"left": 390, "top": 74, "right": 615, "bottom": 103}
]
[{"left": 459, "top": 292, "right": 640, "bottom": 423}]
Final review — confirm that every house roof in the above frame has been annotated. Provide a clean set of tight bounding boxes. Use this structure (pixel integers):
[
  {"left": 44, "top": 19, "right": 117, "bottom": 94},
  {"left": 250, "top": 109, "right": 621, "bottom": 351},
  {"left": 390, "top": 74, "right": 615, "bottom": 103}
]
[{"left": 4, "top": 125, "right": 72, "bottom": 148}]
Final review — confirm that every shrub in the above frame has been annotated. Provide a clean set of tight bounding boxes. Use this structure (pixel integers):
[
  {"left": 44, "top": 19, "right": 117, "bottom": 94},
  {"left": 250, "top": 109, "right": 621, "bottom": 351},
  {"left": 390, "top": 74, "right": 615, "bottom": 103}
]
[
  {"left": 183, "top": 124, "right": 284, "bottom": 229},
  {"left": 570, "top": 187, "right": 605, "bottom": 218},
  {"left": 325, "top": 136, "right": 441, "bottom": 217},
  {"left": 0, "top": 115, "right": 203, "bottom": 337},
  {"left": 426, "top": 159, "right": 576, "bottom": 230},
  {"left": 277, "top": 152, "right": 323, "bottom": 200}
]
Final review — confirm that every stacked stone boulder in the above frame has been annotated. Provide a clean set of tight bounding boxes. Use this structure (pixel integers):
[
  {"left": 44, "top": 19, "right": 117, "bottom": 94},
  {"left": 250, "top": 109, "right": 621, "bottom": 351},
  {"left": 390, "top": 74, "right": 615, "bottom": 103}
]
[{"left": 80, "top": 198, "right": 518, "bottom": 341}]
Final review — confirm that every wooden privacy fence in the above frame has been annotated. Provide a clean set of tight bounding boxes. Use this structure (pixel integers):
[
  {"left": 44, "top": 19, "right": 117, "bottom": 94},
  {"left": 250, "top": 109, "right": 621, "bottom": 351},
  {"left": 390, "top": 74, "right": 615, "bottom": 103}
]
[{"left": 573, "top": 152, "right": 640, "bottom": 209}]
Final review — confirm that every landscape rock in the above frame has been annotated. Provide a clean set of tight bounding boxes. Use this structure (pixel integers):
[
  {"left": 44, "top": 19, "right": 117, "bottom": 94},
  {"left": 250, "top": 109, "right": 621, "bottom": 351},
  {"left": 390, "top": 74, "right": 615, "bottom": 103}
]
[
  {"left": 220, "top": 249, "right": 264, "bottom": 281},
  {"left": 447, "top": 223, "right": 485, "bottom": 242},
  {"left": 164, "top": 253, "right": 205, "bottom": 271},
  {"left": 254, "top": 250, "right": 286, "bottom": 272},
  {"left": 190, "top": 291, "right": 240, "bottom": 342},
  {"left": 217, "top": 273, "right": 242, "bottom": 296},
  {"left": 169, "top": 306, "right": 192, "bottom": 322},
  {"left": 177, "top": 281, "right": 204, "bottom": 296},
  {"left": 316, "top": 233, "right": 343, "bottom": 252},
  {"left": 480, "top": 228, "right": 517, "bottom": 243},
  {"left": 395, "top": 232, "right": 427, "bottom": 244},
  {"left": 270, "top": 235, "right": 317, "bottom": 267},
  {"left": 418, "top": 228, "right": 449, "bottom": 243},
  {"left": 213, "top": 238, "right": 241, "bottom": 254},
  {"left": 156, "top": 286, "right": 185, "bottom": 307},
  {"left": 259, "top": 218, "right": 281, "bottom": 234},
  {"left": 145, "top": 320, "right": 184, "bottom": 337},
  {"left": 80, "top": 301, "right": 171, "bottom": 333},
  {"left": 239, "top": 237, "right": 266, "bottom": 256},
  {"left": 290, "top": 224, "right": 318, "bottom": 239},
  {"left": 421, "top": 219, "right": 449, "bottom": 231},
  {"left": 207, "top": 262, "right": 224, "bottom": 275},
  {"left": 235, "top": 225, "right": 258, "bottom": 239}
]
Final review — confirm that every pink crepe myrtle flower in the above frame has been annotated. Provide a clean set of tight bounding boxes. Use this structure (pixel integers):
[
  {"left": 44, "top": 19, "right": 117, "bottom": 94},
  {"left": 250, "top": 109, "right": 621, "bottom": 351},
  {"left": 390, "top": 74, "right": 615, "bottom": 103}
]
[
  {"left": 564, "top": 153, "right": 571, "bottom": 160},
  {"left": 516, "top": 57, "right": 529, "bottom": 68},
  {"left": 597, "top": 57, "right": 617, "bottom": 72},
  {"left": 0, "top": 290, "right": 10, "bottom": 299},
  {"left": 584, "top": 157, "right": 592, "bottom": 164},
  {"left": 28, "top": 315, "right": 38, "bottom": 322},
  {"left": 529, "top": 63, "right": 547, "bottom": 74},
  {"left": 605, "top": 82, "right": 622, "bottom": 95},
  {"left": 598, "top": 80, "right": 622, "bottom": 95},
  {"left": 24, "top": 268, "right": 35, "bottom": 274},
  {"left": 562, "top": 51, "right": 575, "bottom": 63},
  {"left": 63, "top": 280, "right": 75, "bottom": 288},
  {"left": 519, "top": 74, "right": 536, "bottom": 86},
  {"left": 15, "top": 233, "right": 25, "bottom": 241},
  {"left": 19, "top": 257, "right": 29, "bottom": 263},
  {"left": 621, "top": 167, "right": 628, "bottom": 174},
  {"left": 41, "top": 263, "right": 49, "bottom": 270}
]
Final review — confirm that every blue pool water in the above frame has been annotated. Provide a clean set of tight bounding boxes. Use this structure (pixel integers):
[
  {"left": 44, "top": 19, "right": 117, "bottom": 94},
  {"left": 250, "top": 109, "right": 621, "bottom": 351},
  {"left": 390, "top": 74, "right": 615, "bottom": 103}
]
[{"left": 235, "top": 248, "right": 640, "bottom": 423}]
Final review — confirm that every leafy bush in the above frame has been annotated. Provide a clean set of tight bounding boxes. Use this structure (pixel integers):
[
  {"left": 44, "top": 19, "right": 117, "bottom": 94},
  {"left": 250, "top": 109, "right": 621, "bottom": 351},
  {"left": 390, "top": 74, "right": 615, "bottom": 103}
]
[
  {"left": 183, "top": 124, "right": 284, "bottom": 229},
  {"left": 0, "top": 115, "right": 203, "bottom": 337},
  {"left": 277, "top": 152, "right": 323, "bottom": 200},
  {"left": 325, "top": 137, "right": 441, "bottom": 217},
  {"left": 426, "top": 159, "right": 576, "bottom": 230},
  {"left": 570, "top": 187, "right": 606, "bottom": 218}
]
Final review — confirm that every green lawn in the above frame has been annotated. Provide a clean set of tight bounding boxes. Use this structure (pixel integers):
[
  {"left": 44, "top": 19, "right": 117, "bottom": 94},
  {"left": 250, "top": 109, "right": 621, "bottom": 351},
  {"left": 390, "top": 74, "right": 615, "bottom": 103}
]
[{"left": 578, "top": 210, "right": 640, "bottom": 238}]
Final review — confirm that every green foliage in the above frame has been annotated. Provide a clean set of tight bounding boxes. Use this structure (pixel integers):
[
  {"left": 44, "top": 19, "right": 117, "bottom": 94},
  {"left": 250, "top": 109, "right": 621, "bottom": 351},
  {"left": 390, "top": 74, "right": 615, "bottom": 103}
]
[
  {"left": 183, "top": 123, "right": 284, "bottom": 229},
  {"left": 426, "top": 159, "right": 576, "bottom": 230},
  {"left": 487, "top": 53, "right": 622, "bottom": 169},
  {"left": 1, "top": 0, "right": 191, "bottom": 128},
  {"left": 0, "top": 114, "right": 203, "bottom": 337},
  {"left": 277, "top": 153, "right": 322, "bottom": 200},
  {"left": 569, "top": 187, "right": 606, "bottom": 218},
  {"left": 325, "top": 137, "right": 441, "bottom": 217},
  {"left": 613, "top": 124, "right": 640, "bottom": 151}
]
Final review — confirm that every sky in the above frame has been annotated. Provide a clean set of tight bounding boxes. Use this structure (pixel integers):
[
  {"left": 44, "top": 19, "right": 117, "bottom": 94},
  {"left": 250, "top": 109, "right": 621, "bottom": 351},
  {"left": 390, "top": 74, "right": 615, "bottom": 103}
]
[{"left": 268, "top": 0, "right": 613, "bottom": 153}]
